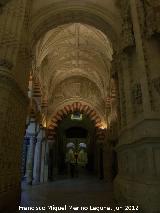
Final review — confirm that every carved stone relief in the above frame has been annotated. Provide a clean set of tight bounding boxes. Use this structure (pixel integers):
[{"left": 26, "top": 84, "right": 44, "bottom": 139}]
[
  {"left": 136, "top": 149, "right": 148, "bottom": 176},
  {"left": 136, "top": 0, "right": 160, "bottom": 38},
  {"left": 117, "top": 145, "right": 158, "bottom": 181},
  {"left": 152, "top": 77, "right": 160, "bottom": 96},
  {"left": 120, "top": 0, "right": 135, "bottom": 51},
  {"left": 113, "top": 54, "right": 127, "bottom": 127},
  {"left": 150, "top": 77, "right": 160, "bottom": 111},
  {"left": 142, "top": 0, "right": 160, "bottom": 37},
  {"left": 131, "top": 83, "right": 143, "bottom": 114},
  {"left": 132, "top": 0, "right": 160, "bottom": 112}
]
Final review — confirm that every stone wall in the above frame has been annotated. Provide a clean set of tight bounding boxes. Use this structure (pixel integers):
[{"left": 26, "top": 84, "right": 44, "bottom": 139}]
[
  {"left": 0, "top": 67, "right": 28, "bottom": 211},
  {"left": 114, "top": 0, "right": 160, "bottom": 212},
  {"left": 0, "top": 0, "right": 159, "bottom": 212},
  {"left": 0, "top": 0, "right": 31, "bottom": 211}
]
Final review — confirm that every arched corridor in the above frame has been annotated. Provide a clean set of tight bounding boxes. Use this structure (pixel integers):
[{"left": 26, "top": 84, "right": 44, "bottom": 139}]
[{"left": 0, "top": 1, "right": 160, "bottom": 213}]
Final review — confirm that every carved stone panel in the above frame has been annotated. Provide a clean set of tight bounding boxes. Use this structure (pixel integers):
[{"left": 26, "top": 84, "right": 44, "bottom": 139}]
[
  {"left": 152, "top": 77, "right": 160, "bottom": 96},
  {"left": 120, "top": 0, "right": 135, "bottom": 51},
  {"left": 140, "top": 0, "right": 160, "bottom": 37},
  {"left": 149, "top": 77, "right": 160, "bottom": 111},
  {"left": 136, "top": 149, "right": 148, "bottom": 176}
]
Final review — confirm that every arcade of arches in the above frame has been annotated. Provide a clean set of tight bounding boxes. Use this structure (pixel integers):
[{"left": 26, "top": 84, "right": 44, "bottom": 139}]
[{"left": 0, "top": 0, "right": 160, "bottom": 212}]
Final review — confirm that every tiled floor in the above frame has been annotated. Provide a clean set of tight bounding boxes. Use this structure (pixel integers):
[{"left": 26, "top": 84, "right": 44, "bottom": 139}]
[{"left": 20, "top": 175, "right": 116, "bottom": 213}]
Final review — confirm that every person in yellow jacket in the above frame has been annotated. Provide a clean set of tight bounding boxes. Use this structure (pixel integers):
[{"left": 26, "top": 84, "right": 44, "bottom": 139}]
[
  {"left": 65, "top": 148, "right": 76, "bottom": 178},
  {"left": 77, "top": 148, "right": 88, "bottom": 168}
]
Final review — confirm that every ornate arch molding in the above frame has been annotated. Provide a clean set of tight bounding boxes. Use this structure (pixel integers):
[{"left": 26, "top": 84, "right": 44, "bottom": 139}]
[
  {"left": 48, "top": 101, "right": 107, "bottom": 130},
  {"left": 31, "top": 2, "right": 120, "bottom": 51}
]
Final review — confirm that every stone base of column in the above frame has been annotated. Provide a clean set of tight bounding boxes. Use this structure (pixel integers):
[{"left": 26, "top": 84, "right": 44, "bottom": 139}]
[
  {"left": 0, "top": 65, "right": 28, "bottom": 212},
  {"left": 114, "top": 135, "right": 160, "bottom": 213},
  {"left": 114, "top": 175, "right": 160, "bottom": 213}
]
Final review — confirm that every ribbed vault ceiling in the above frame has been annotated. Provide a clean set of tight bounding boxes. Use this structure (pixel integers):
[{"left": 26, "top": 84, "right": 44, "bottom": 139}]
[{"left": 34, "top": 23, "right": 113, "bottom": 123}]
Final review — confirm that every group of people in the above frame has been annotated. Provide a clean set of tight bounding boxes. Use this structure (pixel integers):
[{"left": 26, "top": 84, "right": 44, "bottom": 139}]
[{"left": 65, "top": 148, "right": 88, "bottom": 178}]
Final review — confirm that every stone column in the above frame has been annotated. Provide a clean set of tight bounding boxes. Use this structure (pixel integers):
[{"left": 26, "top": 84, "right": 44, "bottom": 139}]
[
  {"left": 93, "top": 138, "right": 99, "bottom": 175},
  {"left": 0, "top": 67, "right": 28, "bottom": 212},
  {"left": 44, "top": 142, "right": 49, "bottom": 182},
  {"left": 0, "top": 1, "right": 31, "bottom": 211},
  {"left": 40, "top": 139, "right": 48, "bottom": 183},
  {"left": 24, "top": 138, "right": 30, "bottom": 179},
  {"left": 99, "top": 143, "right": 104, "bottom": 180},
  {"left": 0, "top": 65, "right": 28, "bottom": 212},
  {"left": 48, "top": 141, "right": 54, "bottom": 181},
  {"left": 33, "top": 128, "right": 45, "bottom": 183},
  {"left": 21, "top": 137, "right": 29, "bottom": 179},
  {"left": 46, "top": 138, "right": 58, "bottom": 181},
  {"left": 103, "top": 142, "right": 112, "bottom": 183},
  {"left": 26, "top": 136, "right": 36, "bottom": 185},
  {"left": 33, "top": 138, "right": 42, "bottom": 184}
]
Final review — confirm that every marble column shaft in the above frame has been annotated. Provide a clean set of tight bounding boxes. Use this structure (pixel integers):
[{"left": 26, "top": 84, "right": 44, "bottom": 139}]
[
  {"left": 33, "top": 138, "right": 42, "bottom": 183},
  {"left": 40, "top": 140, "right": 46, "bottom": 183},
  {"left": 26, "top": 136, "right": 36, "bottom": 184}
]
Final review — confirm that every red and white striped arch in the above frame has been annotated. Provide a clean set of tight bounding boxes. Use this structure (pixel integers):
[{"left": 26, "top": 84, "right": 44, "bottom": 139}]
[{"left": 47, "top": 101, "right": 107, "bottom": 141}]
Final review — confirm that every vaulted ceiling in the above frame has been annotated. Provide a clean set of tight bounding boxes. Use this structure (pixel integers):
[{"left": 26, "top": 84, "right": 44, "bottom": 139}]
[{"left": 34, "top": 23, "right": 113, "bottom": 125}]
